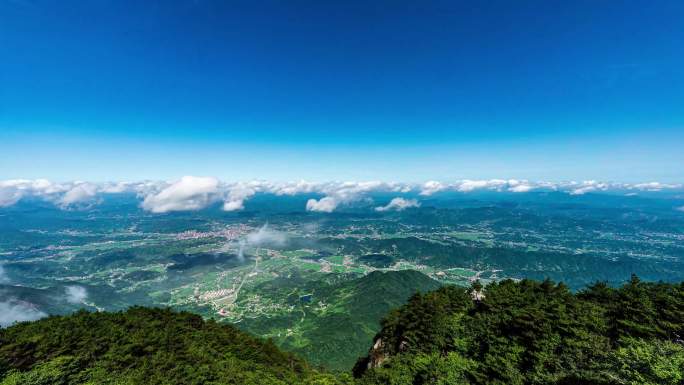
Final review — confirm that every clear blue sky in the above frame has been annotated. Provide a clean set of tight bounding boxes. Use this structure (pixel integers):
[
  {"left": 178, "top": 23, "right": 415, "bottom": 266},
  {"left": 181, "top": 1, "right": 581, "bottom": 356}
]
[{"left": 1, "top": 0, "right": 683, "bottom": 182}]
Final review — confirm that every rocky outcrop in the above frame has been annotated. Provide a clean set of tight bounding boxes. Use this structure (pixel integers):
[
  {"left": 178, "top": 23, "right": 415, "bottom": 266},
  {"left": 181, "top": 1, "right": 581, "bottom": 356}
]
[{"left": 367, "top": 338, "right": 387, "bottom": 369}]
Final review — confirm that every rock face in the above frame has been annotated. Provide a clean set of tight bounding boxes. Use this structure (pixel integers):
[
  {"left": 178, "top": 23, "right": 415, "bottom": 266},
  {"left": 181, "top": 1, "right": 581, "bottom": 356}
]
[
  {"left": 367, "top": 338, "right": 386, "bottom": 369},
  {"left": 363, "top": 336, "right": 410, "bottom": 370},
  {"left": 471, "top": 289, "right": 485, "bottom": 301}
]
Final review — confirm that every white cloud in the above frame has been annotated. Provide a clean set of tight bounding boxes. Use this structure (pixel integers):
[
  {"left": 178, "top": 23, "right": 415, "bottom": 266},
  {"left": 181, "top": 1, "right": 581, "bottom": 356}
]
[
  {"left": 100, "top": 181, "right": 136, "bottom": 194},
  {"left": 630, "top": 182, "right": 682, "bottom": 191},
  {"left": 0, "top": 300, "right": 47, "bottom": 327},
  {"left": 0, "top": 179, "right": 54, "bottom": 207},
  {"left": 676, "top": 206, "right": 684, "bottom": 212},
  {"left": 306, "top": 197, "right": 338, "bottom": 212},
  {"left": 420, "top": 179, "right": 530, "bottom": 195},
  {"left": 569, "top": 187, "right": 594, "bottom": 195},
  {"left": 507, "top": 179, "right": 535, "bottom": 193},
  {"left": 222, "top": 200, "right": 244, "bottom": 211},
  {"left": 298, "top": 181, "right": 406, "bottom": 212},
  {"left": 569, "top": 181, "right": 609, "bottom": 195},
  {"left": 141, "top": 176, "right": 220, "bottom": 213},
  {"left": 223, "top": 183, "right": 257, "bottom": 211},
  {"left": 420, "top": 181, "right": 447, "bottom": 196},
  {"left": 321, "top": 181, "right": 385, "bottom": 200},
  {"left": 0, "top": 186, "right": 22, "bottom": 207},
  {"left": 130, "top": 181, "right": 168, "bottom": 197},
  {"left": 58, "top": 183, "right": 99, "bottom": 208},
  {"left": 457, "top": 179, "right": 503, "bottom": 192},
  {"left": 508, "top": 184, "right": 533, "bottom": 193},
  {"left": 246, "top": 224, "right": 287, "bottom": 247},
  {"left": 223, "top": 224, "right": 289, "bottom": 262},
  {"left": 1, "top": 178, "right": 682, "bottom": 212},
  {"left": 375, "top": 197, "right": 421, "bottom": 212},
  {"left": 0, "top": 179, "right": 101, "bottom": 209},
  {"left": 65, "top": 286, "right": 88, "bottom": 304},
  {"left": 271, "top": 180, "right": 320, "bottom": 196}
]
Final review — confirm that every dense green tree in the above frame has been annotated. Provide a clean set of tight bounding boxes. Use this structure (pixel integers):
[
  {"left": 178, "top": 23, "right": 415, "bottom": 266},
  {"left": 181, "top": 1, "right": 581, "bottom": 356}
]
[
  {"left": 355, "top": 278, "right": 684, "bottom": 385},
  {"left": 0, "top": 307, "right": 350, "bottom": 385},
  {"left": 607, "top": 337, "right": 684, "bottom": 385}
]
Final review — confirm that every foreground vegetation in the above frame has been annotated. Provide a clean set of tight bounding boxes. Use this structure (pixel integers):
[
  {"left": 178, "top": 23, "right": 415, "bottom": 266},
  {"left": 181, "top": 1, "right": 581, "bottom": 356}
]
[
  {"left": 1, "top": 275, "right": 682, "bottom": 384},
  {"left": 0, "top": 307, "right": 348, "bottom": 385},
  {"left": 354, "top": 275, "right": 684, "bottom": 384}
]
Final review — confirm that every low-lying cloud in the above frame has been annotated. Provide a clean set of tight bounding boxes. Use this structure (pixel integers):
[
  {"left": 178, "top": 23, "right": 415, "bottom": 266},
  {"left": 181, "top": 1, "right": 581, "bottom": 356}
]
[
  {"left": 246, "top": 224, "right": 287, "bottom": 247},
  {"left": 141, "top": 176, "right": 220, "bottom": 213},
  {"left": 59, "top": 183, "right": 100, "bottom": 209},
  {"left": 306, "top": 197, "right": 338, "bottom": 212},
  {"left": 1, "top": 177, "right": 682, "bottom": 213},
  {"left": 224, "top": 224, "right": 288, "bottom": 262},
  {"left": 419, "top": 181, "right": 447, "bottom": 196},
  {"left": 568, "top": 181, "right": 609, "bottom": 195},
  {"left": 507, "top": 180, "right": 535, "bottom": 193},
  {"left": 223, "top": 183, "right": 257, "bottom": 212},
  {"left": 0, "top": 299, "right": 47, "bottom": 328},
  {"left": 0, "top": 185, "right": 22, "bottom": 207},
  {"left": 65, "top": 286, "right": 88, "bottom": 304},
  {"left": 375, "top": 197, "right": 421, "bottom": 212}
]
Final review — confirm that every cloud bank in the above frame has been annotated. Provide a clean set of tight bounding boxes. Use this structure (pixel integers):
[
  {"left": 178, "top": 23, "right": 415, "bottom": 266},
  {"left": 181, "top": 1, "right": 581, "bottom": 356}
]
[
  {"left": 223, "top": 182, "right": 258, "bottom": 212},
  {"left": 0, "top": 299, "right": 47, "bottom": 328},
  {"left": 141, "top": 176, "right": 220, "bottom": 213},
  {"left": 1, "top": 177, "right": 682, "bottom": 213}
]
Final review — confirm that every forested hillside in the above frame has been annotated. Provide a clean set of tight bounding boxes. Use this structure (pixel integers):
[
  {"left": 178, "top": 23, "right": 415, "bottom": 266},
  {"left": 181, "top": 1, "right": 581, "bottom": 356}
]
[
  {"left": 1, "top": 277, "right": 683, "bottom": 385},
  {"left": 241, "top": 270, "right": 442, "bottom": 371},
  {"left": 0, "top": 307, "right": 348, "bottom": 385},
  {"left": 354, "top": 276, "right": 684, "bottom": 384}
]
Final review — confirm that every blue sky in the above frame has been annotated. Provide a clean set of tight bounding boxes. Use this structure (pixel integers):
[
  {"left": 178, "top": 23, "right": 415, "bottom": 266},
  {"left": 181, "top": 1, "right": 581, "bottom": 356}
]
[{"left": 1, "top": 0, "right": 683, "bottom": 182}]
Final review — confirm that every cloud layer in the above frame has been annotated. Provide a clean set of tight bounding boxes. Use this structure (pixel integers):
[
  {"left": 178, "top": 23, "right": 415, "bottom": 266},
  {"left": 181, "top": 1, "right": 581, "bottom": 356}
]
[{"left": 1, "top": 177, "right": 682, "bottom": 213}]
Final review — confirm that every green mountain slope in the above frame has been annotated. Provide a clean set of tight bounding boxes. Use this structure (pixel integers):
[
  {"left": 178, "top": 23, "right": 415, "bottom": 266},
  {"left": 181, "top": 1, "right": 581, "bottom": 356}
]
[
  {"left": 240, "top": 270, "right": 442, "bottom": 371},
  {"left": 0, "top": 307, "right": 346, "bottom": 385},
  {"left": 2, "top": 276, "right": 683, "bottom": 385},
  {"left": 353, "top": 276, "right": 684, "bottom": 385}
]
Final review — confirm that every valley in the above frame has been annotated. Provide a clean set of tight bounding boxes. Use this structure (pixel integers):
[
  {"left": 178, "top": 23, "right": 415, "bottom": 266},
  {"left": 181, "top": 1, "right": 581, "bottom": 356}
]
[{"left": 1, "top": 192, "right": 683, "bottom": 369}]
